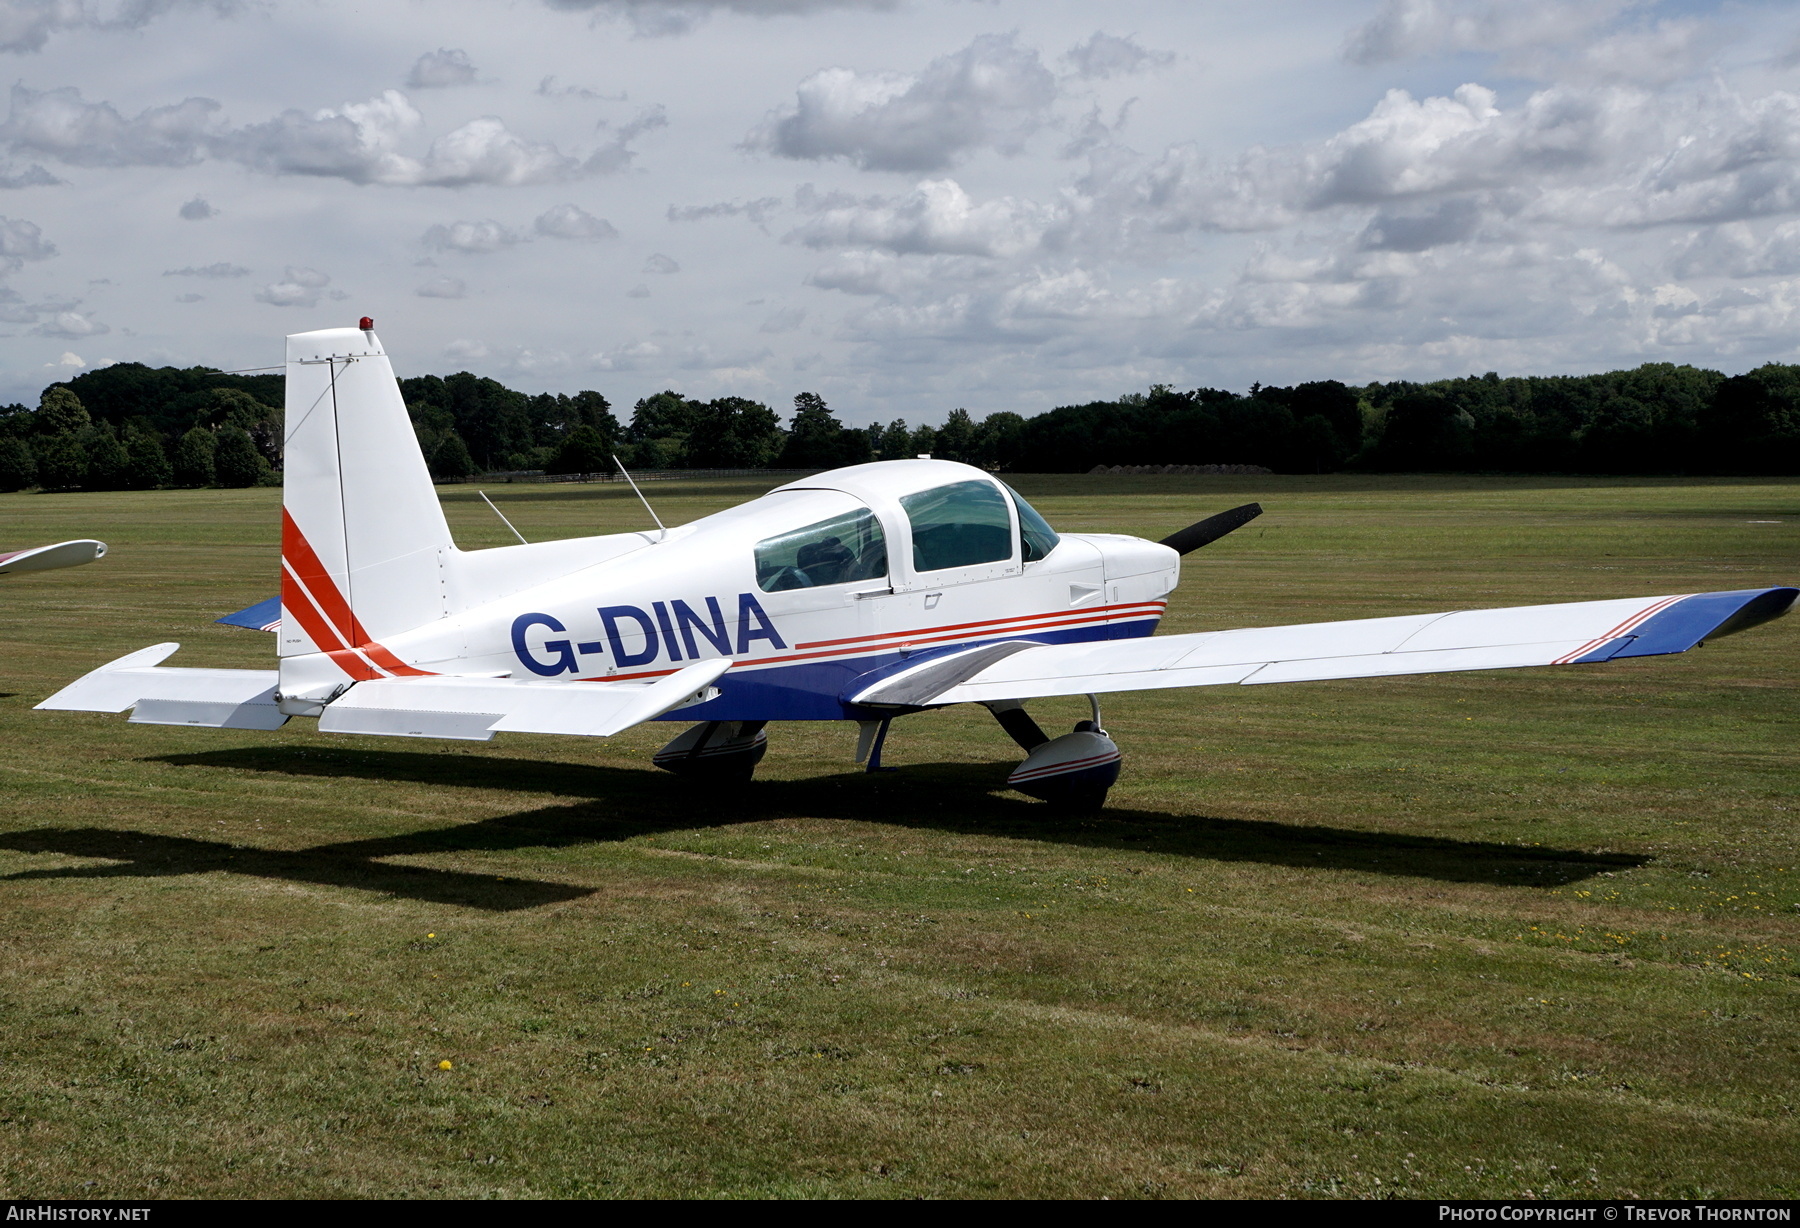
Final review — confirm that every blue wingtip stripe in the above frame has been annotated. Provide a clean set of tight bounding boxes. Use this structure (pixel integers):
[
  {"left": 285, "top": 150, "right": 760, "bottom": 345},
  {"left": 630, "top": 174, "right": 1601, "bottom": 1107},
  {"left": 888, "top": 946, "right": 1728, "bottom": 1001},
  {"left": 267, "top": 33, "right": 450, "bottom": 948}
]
[{"left": 1586, "top": 587, "right": 1796, "bottom": 661}]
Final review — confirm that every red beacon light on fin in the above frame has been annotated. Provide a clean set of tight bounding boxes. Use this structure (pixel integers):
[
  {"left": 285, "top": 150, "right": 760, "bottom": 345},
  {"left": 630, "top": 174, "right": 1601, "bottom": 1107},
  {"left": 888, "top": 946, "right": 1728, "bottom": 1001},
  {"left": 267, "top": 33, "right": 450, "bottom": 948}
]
[{"left": 359, "top": 317, "right": 374, "bottom": 331}]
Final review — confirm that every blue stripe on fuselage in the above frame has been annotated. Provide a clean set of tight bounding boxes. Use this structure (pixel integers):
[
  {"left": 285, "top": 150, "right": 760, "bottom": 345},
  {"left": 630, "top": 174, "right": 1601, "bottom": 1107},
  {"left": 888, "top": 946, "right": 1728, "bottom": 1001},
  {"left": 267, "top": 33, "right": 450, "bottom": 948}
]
[{"left": 658, "top": 616, "right": 1161, "bottom": 722}]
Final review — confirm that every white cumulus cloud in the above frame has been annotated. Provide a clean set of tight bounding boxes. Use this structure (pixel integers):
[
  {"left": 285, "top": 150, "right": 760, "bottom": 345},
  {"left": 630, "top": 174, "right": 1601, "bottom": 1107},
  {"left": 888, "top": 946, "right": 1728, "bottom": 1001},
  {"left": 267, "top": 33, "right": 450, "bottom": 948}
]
[
  {"left": 423, "top": 219, "right": 524, "bottom": 253},
  {"left": 0, "top": 0, "right": 241, "bottom": 55},
  {"left": 749, "top": 33, "right": 1059, "bottom": 172},
  {"left": 0, "top": 84, "right": 219, "bottom": 166},
  {"left": 406, "top": 48, "right": 477, "bottom": 89},
  {"left": 534, "top": 202, "right": 616, "bottom": 240},
  {"left": 1061, "top": 32, "right": 1172, "bottom": 80},
  {"left": 254, "top": 266, "right": 330, "bottom": 307},
  {"left": 34, "top": 309, "right": 105, "bottom": 337},
  {"left": 788, "top": 178, "right": 1054, "bottom": 258}
]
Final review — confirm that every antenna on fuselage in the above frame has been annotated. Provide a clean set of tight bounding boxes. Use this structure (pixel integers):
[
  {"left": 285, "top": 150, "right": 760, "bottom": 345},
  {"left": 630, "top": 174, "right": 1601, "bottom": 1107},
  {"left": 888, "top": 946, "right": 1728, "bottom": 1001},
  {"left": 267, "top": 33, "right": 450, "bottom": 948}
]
[
  {"left": 612, "top": 455, "right": 667, "bottom": 542},
  {"left": 478, "top": 490, "right": 529, "bottom": 545}
]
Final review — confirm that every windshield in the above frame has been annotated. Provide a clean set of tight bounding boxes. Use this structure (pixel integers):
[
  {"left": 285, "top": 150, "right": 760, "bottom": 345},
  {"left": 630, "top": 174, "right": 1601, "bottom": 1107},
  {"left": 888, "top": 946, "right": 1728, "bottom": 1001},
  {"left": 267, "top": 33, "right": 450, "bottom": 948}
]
[
  {"left": 901, "top": 480, "right": 1014, "bottom": 571},
  {"left": 1005, "top": 484, "right": 1060, "bottom": 562},
  {"left": 755, "top": 507, "right": 888, "bottom": 592}
]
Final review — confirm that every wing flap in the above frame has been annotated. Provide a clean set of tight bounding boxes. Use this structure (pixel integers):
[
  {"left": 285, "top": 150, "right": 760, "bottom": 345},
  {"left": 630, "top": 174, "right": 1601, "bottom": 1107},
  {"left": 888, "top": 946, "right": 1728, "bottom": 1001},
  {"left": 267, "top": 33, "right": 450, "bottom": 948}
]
[
  {"left": 926, "top": 587, "right": 1797, "bottom": 705},
  {"left": 131, "top": 697, "right": 290, "bottom": 731},
  {"left": 318, "top": 705, "right": 504, "bottom": 741},
  {"left": 318, "top": 658, "right": 732, "bottom": 741}
]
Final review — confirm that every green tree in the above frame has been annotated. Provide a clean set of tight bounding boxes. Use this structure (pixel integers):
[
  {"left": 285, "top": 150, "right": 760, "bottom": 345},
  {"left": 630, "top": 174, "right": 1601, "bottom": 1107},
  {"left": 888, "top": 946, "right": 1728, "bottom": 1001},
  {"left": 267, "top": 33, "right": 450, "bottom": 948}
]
[
  {"left": 780, "top": 392, "right": 868, "bottom": 468},
  {"left": 1293, "top": 414, "right": 1348, "bottom": 474},
  {"left": 60, "top": 362, "right": 279, "bottom": 441},
  {"left": 568, "top": 390, "right": 620, "bottom": 439},
  {"left": 974, "top": 412, "right": 1025, "bottom": 470},
  {"left": 204, "top": 387, "right": 282, "bottom": 469},
  {"left": 203, "top": 387, "right": 268, "bottom": 430},
  {"left": 174, "top": 427, "right": 216, "bottom": 487},
  {"left": 623, "top": 390, "right": 703, "bottom": 467},
  {"left": 547, "top": 425, "right": 612, "bottom": 475},
  {"left": 214, "top": 425, "right": 268, "bottom": 488},
  {"left": 935, "top": 408, "right": 978, "bottom": 463},
  {"left": 878, "top": 419, "right": 911, "bottom": 460},
  {"left": 83, "top": 424, "right": 130, "bottom": 491},
  {"left": 687, "top": 397, "right": 783, "bottom": 468},
  {"left": 425, "top": 430, "right": 476, "bottom": 481},
  {"left": 35, "top": 386, "right": 89, "bottom": 436},
  {"left": 1699, "top": 364, "right": 1800, "bottom": 473},
  {"left": 122, "top": 426, "right": 171, "bottom": 489},
  {"left": 0, "top": 435, "right": 35, "bottom": 490},
  {"left": 36, "top": 434, "right": 86, "bottom": 491},
  {"left": 908, "top": 423, "right": 938, "bottom": 457}
]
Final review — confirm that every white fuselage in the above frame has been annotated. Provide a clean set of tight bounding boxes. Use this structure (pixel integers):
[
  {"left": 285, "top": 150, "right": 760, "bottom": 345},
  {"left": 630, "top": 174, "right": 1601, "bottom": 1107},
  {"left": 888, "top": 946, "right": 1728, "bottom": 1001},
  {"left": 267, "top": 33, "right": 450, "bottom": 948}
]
[{"left": 279, "top": 460, "right": 1180, "bottom": 722}]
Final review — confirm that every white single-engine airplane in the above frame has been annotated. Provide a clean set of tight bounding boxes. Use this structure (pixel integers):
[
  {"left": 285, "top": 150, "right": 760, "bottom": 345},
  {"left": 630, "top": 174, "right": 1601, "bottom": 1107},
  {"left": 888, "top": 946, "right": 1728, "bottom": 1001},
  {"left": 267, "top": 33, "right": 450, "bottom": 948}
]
[{"left": 35, "top": 325, "right": 1799, "bottom": 808}]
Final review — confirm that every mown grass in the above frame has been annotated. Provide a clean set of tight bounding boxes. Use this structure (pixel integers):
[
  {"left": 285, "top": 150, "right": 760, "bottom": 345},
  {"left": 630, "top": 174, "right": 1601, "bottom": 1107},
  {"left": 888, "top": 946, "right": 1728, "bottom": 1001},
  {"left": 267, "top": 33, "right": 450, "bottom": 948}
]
[{"left": 0, "top": 474, "right": 1796, "bottom": 1199}]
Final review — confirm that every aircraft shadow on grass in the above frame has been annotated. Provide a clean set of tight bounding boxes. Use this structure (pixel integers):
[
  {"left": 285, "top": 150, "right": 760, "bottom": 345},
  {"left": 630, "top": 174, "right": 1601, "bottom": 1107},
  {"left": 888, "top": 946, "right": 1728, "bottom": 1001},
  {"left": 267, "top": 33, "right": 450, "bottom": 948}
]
[{"left": 0, "top": 746, "right": 1648, "bottom": 912}]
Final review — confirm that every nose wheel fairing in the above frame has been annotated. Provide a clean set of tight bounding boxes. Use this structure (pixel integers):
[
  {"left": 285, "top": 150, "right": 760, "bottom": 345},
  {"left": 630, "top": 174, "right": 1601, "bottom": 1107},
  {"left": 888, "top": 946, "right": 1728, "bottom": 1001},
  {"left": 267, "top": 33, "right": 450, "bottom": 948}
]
[
  {"left": 986, "top": 696, "right": 1121, "bottom": 812},
  {"left": 653, "top": 720, "right": 768, "bottom": 781}
]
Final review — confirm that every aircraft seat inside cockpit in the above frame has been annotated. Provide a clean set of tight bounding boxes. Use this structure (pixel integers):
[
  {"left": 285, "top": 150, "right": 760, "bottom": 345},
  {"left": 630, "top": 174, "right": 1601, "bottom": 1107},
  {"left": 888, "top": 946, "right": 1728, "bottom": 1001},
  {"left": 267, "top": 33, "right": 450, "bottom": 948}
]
[{"left": 756, "top": 507, "right": 889, "bottom": 593}]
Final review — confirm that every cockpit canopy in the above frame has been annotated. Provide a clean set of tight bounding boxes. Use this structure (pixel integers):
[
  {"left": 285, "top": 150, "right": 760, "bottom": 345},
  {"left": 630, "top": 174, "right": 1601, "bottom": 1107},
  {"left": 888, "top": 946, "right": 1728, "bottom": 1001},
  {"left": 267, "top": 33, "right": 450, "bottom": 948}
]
[{"left": 752, "top": 461, "right": 1062, "bottom": 593}]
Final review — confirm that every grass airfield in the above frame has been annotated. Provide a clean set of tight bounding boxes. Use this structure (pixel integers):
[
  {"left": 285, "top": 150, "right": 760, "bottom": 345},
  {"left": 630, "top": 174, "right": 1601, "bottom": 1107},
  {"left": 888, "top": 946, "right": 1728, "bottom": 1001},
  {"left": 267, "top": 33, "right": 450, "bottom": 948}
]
[{"left": 0, "top": 473, "right": 1797, "bottom": 1199}]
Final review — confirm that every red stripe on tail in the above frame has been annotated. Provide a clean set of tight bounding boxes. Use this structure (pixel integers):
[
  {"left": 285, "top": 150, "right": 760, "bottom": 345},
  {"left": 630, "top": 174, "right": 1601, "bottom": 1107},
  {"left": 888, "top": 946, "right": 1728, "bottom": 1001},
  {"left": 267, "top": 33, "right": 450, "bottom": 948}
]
[{"left": 282, "top": 509, "right": 434, "bottom": 678}]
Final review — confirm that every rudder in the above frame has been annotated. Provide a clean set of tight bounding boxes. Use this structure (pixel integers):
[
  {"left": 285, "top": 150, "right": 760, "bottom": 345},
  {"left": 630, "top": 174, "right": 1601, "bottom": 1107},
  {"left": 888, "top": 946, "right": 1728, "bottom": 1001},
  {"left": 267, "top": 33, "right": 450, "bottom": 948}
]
[{"left": 280, "top": 325, "right": 451, "bottom": 667}]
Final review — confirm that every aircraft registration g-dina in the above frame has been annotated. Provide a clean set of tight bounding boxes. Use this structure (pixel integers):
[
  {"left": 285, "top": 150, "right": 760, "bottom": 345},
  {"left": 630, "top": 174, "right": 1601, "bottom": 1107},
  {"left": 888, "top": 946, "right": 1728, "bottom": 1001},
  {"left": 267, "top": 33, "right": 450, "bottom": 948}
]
[{"left": 35, "top": 323, "right": 1800, "bottom": 808}]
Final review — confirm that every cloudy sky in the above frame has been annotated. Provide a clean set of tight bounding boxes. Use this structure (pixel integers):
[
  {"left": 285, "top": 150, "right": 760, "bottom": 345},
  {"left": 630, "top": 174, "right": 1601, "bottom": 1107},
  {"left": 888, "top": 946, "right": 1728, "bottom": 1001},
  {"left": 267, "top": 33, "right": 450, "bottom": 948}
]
[{"left": 0, "top": 0, "right": 1797, "bottom": 423}]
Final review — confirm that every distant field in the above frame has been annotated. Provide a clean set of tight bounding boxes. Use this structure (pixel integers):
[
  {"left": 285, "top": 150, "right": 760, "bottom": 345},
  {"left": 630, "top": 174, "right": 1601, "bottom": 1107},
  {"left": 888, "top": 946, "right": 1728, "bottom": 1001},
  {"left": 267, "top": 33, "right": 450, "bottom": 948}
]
[{"left": 1, "top": 474, "right": 1797, "bottom": 1199}]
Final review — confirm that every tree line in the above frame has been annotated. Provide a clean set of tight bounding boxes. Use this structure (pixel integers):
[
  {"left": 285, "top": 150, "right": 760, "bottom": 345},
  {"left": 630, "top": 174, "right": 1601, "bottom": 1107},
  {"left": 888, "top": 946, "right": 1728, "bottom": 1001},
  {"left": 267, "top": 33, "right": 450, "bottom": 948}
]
[{"left": 3, "top": 358, "right": 1798, "bottom": 493}]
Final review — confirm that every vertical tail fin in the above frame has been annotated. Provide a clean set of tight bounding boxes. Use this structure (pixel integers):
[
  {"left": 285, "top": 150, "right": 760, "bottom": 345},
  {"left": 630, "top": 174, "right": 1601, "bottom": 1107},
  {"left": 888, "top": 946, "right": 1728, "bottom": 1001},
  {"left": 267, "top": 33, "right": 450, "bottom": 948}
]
[{"left": 280, "top": 325, "right": 450, "bottom": 667}]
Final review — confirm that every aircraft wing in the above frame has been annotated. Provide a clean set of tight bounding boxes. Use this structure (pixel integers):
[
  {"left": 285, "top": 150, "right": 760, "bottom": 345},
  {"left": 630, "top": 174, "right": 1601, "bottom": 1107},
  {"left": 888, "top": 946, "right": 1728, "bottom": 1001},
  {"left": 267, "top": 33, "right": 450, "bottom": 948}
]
[
  {"left": 0, "top": 539, "right": 106, "bottom": 576},
  {"left": 850, "top": 587, "right": 1798, "bottom": 707}
]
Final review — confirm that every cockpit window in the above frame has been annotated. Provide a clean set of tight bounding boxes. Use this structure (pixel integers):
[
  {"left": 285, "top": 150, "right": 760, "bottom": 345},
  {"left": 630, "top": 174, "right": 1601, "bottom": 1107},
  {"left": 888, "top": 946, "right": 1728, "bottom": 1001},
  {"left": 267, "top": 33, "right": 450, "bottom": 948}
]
[
  {"left": 901, "top": 480, "right": 1014, "bottom": 572},
  {"left": 1005, "top": 484, "right": 1061, "bottom": 563},
  {"left": 755, "top": 507, "right": 888, "bottom": 592}
]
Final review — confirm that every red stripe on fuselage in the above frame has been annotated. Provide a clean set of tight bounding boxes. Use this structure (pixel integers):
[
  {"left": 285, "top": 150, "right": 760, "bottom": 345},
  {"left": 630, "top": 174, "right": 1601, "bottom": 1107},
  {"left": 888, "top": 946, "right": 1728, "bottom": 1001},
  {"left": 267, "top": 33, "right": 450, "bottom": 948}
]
[{"left": 794, "top": 600, "right": 1166, "bottom": 650}]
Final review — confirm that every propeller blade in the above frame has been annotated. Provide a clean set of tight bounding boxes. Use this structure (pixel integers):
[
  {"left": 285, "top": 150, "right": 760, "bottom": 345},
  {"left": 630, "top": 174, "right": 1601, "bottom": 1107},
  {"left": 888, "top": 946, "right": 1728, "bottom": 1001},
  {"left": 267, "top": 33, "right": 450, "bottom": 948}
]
[{"left": 1158, "top": 503, "right": 1263, "bottom": 555}]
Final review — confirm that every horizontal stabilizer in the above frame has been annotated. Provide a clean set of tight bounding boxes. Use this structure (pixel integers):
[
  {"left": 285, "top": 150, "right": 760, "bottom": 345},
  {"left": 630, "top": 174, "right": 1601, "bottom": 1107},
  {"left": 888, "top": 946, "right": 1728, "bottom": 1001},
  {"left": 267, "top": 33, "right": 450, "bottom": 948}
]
[
  {"left": 217, "top": 596, "right": 281, "bottom": 632},
  {"left": 0, "top": 539, "right": 106, "bottom": 576},
  {"left": 909, "top": 586, "right": 1798, "bottom": 706},
  {"left": 36, "top": 642, "right": 284, "bottom": 729},
  {"left": 318, "top": 658, "right": 732, "bottom": 742}
]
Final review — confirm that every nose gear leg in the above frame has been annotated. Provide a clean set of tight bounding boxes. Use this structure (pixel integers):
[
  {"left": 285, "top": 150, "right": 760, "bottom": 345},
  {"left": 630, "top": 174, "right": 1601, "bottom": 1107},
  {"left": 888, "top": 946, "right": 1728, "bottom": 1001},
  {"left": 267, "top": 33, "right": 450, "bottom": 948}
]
[{"left": 982, "top": 698, "right": 1048, "bottom": 751}]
